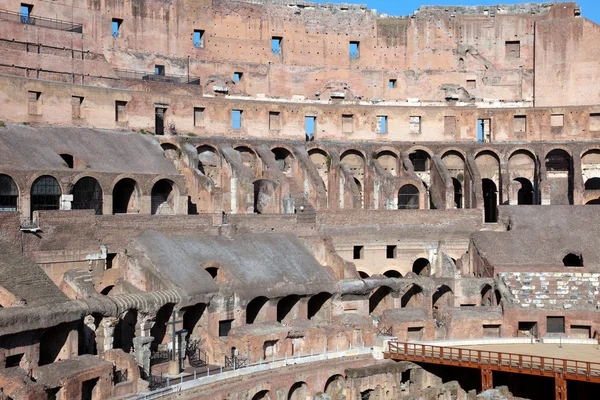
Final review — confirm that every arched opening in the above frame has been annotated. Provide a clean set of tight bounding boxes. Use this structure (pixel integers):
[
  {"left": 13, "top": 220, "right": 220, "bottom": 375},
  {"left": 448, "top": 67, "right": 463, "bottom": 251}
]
[
  {"left": 253, "top": 179, "right": 277, "bottom": 214},
  {"left": 545, "top": 149, "right": 571, "bottom": 173},
  {"left": 100, "top": 285, "right": 114, "bottom": 296},
  {"left": 112, "top": 178, "right": 139, "bottom": 214},
  {"left": 458, "top": 57, "right": 465, "bottom": 69},
  {"left": 197, "top": 145, "right": 221, "bottom": 186},
  {"left": 376, "top": 151, "right": 398, "bottom": 176},
  {"left": 160, "top": 143, "right": 180, "bottom": 161},
  {"left": 31, "top": 175, "right": 61, "bottom": 217},
  {"left": 369, "top": 286, "right": 393, "bottom": 314},
  {"left": 182, "top": 303, "right": 206, "bottom": 339},
  {"left": 307, "top": 292, "right": 332, "bottom": 322},
  {"left": 205, "top": 267, "right": 218, "bottom": 279},
  {"left": 246, "top": 297, "right": 270, "bottom": 324},
  {"left": 59, "top": 153, "right": 74, "bottom": 169},
  {"left": 340, "top": 150, "right": 365, "bottom": 209},
  {"left": 412, "top": 258, "right": 430, "bottom": 276},
  {"left": 39, "top": 323, "right": 71, "bottom": 366},
  {"left": 409, "top": 150, "right": 430, "bottom": 172},
  {"left": 545, "top": 149, "right": 572, "bottom": 204},
  {"left": 398, "top": 184, "right": 420, "bottom": 209},
  {"left": 308, "top": 148, "right": 329, "bottom": 193},
  {"left": 0, "top": 174, "right": 18, "bottom": 211},
  {"left": 324, "top": 374, "right": 346, "bottom": 399},
  {"left": 586, "top": 198, "right": 600, "bottom": 205},
  {"left": 563, "top": 253, "right": 583, "bottom": 267},
  {"left": 72, "top": 177, "right": 103, "bottom": 215},
  {"left": 383, "top": 270, "right": 402, "bottom": 278},
  {"left": 432, "top": 285, "right": 454, "bottom": 309},
  {"left": 277, "top": 295, "right": 301, "bottom": 324},
  {"left": 452, "top": 178, "right": 463, "bottom": 208},
  {"left": 113, "top": 309, "right": 137, "bottom": 353},
  {"left": 235, "top": 146, "right": 257, "bottom": 173},
  {"left": 288, "top": 382, "right": 308, "bottom": 400},
  {"left": 150, "top": 303, "right": 175, "bottom": 350},
  {"left": 585, "top": 178, "right": 600, "bottom": 190},
  {"left": 482, "top": 178, "right": 498, "bottom": 222},
  {"left": 401, "top": 284, "right": 424, "bottom": 308},
  {"left": 480, "top": 284, "right": 494, "bottom": 306},
  {"left": 358, "top": 271, "right": 369, "bottom": 279},
  {"left": 151, "top": 179, "right": 175, "bottom": 215},
  {"left": 272, "top": 148, "right": 294, "bottom": 175},
  {"left": 252, "top": 390, "right": 271, "bottom": 400},
  {"left": 514, "top": 178, "right": 534, "bottom": 205}
]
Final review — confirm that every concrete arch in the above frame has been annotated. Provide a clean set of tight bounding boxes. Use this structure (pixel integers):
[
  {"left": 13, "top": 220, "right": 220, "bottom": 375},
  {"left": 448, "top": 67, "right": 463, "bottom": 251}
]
[
  {"left": 580, "top": 147, "right": 600, "bottom": 158},
  {"left": 288, "top": 381, "right": 309, "bottom": 400},
  {"left": 474, "top": 148, "right": 501, "bottom": 161},
  {"left": 406, "top": 145, "right": 434, "bottom": 158},
  {"left": 107, "top": 174, "right": 144, "bottom": 196},
  {"left": 324, "top": 374, "right": 346, "bottom": 398},
  {"left": 374, "top": 146, "right": 399, "bottom": 158},
  {"left": 432, "top": 284, "right": 454, "bottom": 309},
  {"left": 196, "top": 143, "right": 221, "bottom": 156},
  {"left": 340, "top": 148, "right": 366, "bottom": 161},
  {"left": 70, "top": 172, "right": 106, "bottom": 194},
  {"left": 369, "top": 285, "right": 394, "bottom": 314},
  {"left": 506, "top": 146, "right": 537, "bottom": 163},
  {"left": 306, "top": 145, "right": 330, "bottom": 158},
  {"left": 401, "top": 284, "right": 424, "bottom": 308},
  {"left": 440, "top": 147, "right": 467, "bottom": 160},
  {"left": 544, "top": 145, "right": 573, "bottom": 159},
  {"left": 397, "top": 183, "right": 422, "bottom": 210},
  {"left": 112, "top": 177, "right": 142, "bottom": 215},
  {"left": 72, "top": 176, "right": 104, "bottom": 215}
]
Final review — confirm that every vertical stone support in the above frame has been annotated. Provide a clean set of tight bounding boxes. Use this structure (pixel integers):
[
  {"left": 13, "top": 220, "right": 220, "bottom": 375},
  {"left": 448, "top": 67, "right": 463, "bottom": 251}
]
[
  {"left": 133, "top": 336, "right": 154, "bottom": 379},
  {"left": 555, "top": 373, "right": 567, "bottom": 400},
  {"left": 572, "top": 152, "right": 584, "bottom": 205},
  {"left": 481, "top": 368, "right": 493, "bottom": 391},
  {"left": 500, "top": 160, "right": 510, "bottom": 205},
  {"left": 96, "top": 317, "right": 119, "bottom": 357},
  {"left": 83, "top": 315, "right": 97, "bottom": 355}
]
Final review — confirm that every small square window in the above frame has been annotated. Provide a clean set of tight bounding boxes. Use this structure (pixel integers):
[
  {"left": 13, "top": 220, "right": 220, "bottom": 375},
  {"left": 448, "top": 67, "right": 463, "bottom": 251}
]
[
  {"left": 386, "top": 245, "right": 397, "bottom": 259},
  {"left": 194, "top": 107, "right": 205, "bottom": 127},
  {"left": 466, "top": 79, "right": 476, "bottom": 89},
  {"left": 232, "top": 110, "right": 242, "bottom": 129},
  {"left": 350, "top": 41, "right": 360, "bottom": 58},
  {"left": 154, "top": 65, "right": 165, "bottom": 76},
  {"left": 505, "top": 40, "right": 520, "bottom": 58},
  {"left": 269, "top": 111, "right": 280, "bottom": 131},
  {"left": 551, "top": 114, "right": 564, "bottom": 128},
  {"left": 112, "top": 18, "right": 122, "bottom": 38},
  {"left": 218, "top": 319, "right": 233, "bottom": 337},
  {"left": 409, "top": 116, "right": 421, "bottom": 134},
  {"left": 377, "top": 116, "right": 387, "bottom": 134},
  {"left": 272, "top": 37, "right": 282, "bottom": 54},
  {"left": 233, "top": 72, "right": 243, "bottom": 82},
  {"left": 305, "top": 116, "right": 316, "bottom": 141},
  {"left": 353, "top": 245, "right": 364, "bottom": 260},
  {"left": 388, "top": 79, "right": 397, "bottom": 89},
  {"left": 514, "top": 115, "right": 526, "bottom": 133},
  {"left": 193, "top": 30, "right": 204, "bottom": 48}
]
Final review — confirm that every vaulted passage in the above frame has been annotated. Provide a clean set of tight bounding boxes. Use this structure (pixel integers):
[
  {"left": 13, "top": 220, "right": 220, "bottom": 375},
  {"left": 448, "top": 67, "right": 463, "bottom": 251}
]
[
  {"left": 31, "top": 175, "right": 61, "bottom": 217},
  {"left": 246, "top": 296, "right": 270, "bottom": 324},
  {"left": 482, "top": 179, "right": 498, "bottom": 222},
  {"left": 72, "top": 177, "right": 103, "bottom": 215},
  {"left": 151, "top": 179, "right": 175, "bottom": 215},
  {"left": 112, "top": 178, "right": 139, "bottom": 214}
]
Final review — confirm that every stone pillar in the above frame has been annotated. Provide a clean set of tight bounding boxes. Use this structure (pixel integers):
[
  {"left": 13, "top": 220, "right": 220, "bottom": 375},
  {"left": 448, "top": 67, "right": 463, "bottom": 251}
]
[
  {"left": 133, "top": 336, "right": 154, "bottom": 379},
  {"left": 541, "top": 181, "right": 552, "bottom": 205},
  {"left": 83, "top": 315, "right": 97, "bottom": 355},
  {"left": 509, "top": 180, "right": 521, "bottom": 205},
  {"left": 96, "top": 317, "right": 119, "bottom": 357}
]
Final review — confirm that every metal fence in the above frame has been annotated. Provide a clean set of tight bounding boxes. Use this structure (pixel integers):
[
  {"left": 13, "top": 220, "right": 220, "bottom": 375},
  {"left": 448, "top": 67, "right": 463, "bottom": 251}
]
[
  {"left": 114, "top": 69, "right": 200, "bottom": 85},
  {"left": 0, "top": 9, "right": 82, "bottom": 32}
]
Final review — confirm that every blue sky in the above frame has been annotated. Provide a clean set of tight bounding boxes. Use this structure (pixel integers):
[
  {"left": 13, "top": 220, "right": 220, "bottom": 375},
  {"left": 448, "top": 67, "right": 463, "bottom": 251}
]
[{"left": 315, "top": 1, "right": 599, "bottom": 24}]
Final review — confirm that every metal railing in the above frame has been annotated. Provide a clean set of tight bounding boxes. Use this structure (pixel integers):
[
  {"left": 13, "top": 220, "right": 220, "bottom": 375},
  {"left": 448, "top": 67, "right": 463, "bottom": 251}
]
[
  {"left": 387, "top": 342, "right": 600, "bottom": 382},
  {"left": 114, "top": 69, "right": 200, "bottom": 85},
  {"left": 0, "top": 9, "right": 82, "bottom": 32}
]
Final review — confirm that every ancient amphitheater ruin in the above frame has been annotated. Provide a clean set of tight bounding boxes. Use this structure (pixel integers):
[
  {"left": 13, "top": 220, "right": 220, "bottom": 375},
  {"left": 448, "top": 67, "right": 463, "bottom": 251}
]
[{"left": 0, "top": 0, "right": 598, "bottom": 399}]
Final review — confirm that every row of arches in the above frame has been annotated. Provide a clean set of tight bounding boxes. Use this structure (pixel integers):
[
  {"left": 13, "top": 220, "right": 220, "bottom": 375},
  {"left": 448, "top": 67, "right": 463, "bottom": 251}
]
[
  {"left": 246, "top": 292, "right": 333, "bottom": 325},
  {"left": 0, "top": 174, "right": 178, "bottom": 216},
  {"left": 358, "top": 257, "right": 432, "bottom": 279},
  {"left": 250, "top": 374, "right": 345, "bottom": 400}
]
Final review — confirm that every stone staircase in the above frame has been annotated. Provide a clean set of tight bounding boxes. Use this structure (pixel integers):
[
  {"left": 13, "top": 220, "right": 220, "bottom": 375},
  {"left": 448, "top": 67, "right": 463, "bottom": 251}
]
[{"left": 499, "top": 272, "right": 600, "bottom": 310}]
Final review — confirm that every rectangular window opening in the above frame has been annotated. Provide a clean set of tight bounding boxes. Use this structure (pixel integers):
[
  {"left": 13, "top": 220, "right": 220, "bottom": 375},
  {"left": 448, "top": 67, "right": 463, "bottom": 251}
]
[
  {"left": 112, "top": 18, "right": 122, "bottom": 38},
  {"left": 271, "top": 37, "right": 282, "bottom": 54},
  {"left": 388, "top": 79, "right": 397, "bottom": 89},
  {"left": 106, "top": 253, "right": 116, "bottom": 270},
  {"left": 505, "top": 40, "right": 521, "bottom": 58},
  {"left": 28, "top": 91, "right": 41, "bottom": 116},
  {"left": 409, "top": 116, "right": 421, "bottom": 135},
  {"left": 547, "top": 316, "right": 565, "bottom": 334},
  {"left": 218, "top": 319, "right": 234, "bottom": 337},
  {"left": 377, "top": 116, "right": 388, "bottom": 134},
  {"left": 305, "top": 116, "right": 316, "bottom": 141},
  {"left": 194, "top": 107, "right": 205, "bottom": 127},
  {"left": 466, "top": 79, "right": 476, "bottom": 89},
  {"left": 71, "top": 96, "right": 83, "bottom": 119},
  {"left": 233, "top": 72, "right": 243, "bottom": 82},
  {"left": 513, "top": 115, "right": 526, "bottom": 134},
  {"left": 478, "top": 118, "right": 491, "bottom": 142},
  {"left": 518, "top": 321, "right": 538, "bottom": 337},
  {"left": 342, "top": 114, "right": 353, "bottom": 133},
  {"left": 386, "top": 245, "right": 397, "bottom": 259},
  {"left": 551, "top": 114, "right": 564, "bottom": 130},
  {"left": 232, "top": 110, "right": 242, "bottom": 129},
  {"left": 155, "top": 107, "right": 166, "bottom": 135},
  {"left": 5, "top": 353, "right": 23, "bottom": 368},
  {"left": 115, "top": 100, "right": 127, "bottom": 122},
  {"left": 269, "top": 111, "right": 280, "bottom": 131},
  {"left": 349, "top": 41, "right": 360, "bottom": 59},
  {"left": 20, "top": 4, "right": 33, "bottom": 23},
  {"left": 193, "top": 30, "right": 205, "bottom": 48},
  {"left": 154, "top": 65, "right": 165, "bottom": 76},
  {"left": 590, "top": 113, "right": 600, "bottom": 131},
  {"left": 353, "top": 245, "right": 364, "bottom": 260}
]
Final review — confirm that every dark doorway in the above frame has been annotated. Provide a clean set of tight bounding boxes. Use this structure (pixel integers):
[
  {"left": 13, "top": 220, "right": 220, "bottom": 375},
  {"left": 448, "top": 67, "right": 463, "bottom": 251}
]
[
  {"left": 183, "top": 303, "right": 206, "bottom": 338},
  {"left": 482, "top": 178, "right": 497, "bottom": 222},
  {"left": 277, "top": 295, "right": 301, "bottom": 323},
  {"left": 307, "top": 292, "right": 332, "bottom": 321},
  {"left": 112, "top": 178, "right": 137, "bottom": 214},
  {"left": 412, "top": 258, "right": 430, "bottom": 276},
  {"left": 151, "top": 179, "right": 174, "bottom": 215},
  {"left": 563, "top": 253, "right": 583, "bottom": 267},
  {"left": 409, "top": 150, "right": 429, "bottom": 172},
  {"left": 113, "top": 309, "right": 137, "bottom": 353},
  {"left": 452, "top": 178, "right": 462, "bottom": 208},
  {"left": 31, "top": 175, "right": 61, "bottom": 217},
  {"left": 246, "top": 297, "right": 269, "bottom": 324},
  {"left": 39, "top": 323, "right": 71, "bottom": 366},
  {"left": 218, "top": 319, "right": 233, "bottom": 337},
  {"left": 155, "top": 108, "right": 166, "bottom": 135},
  {"left": 81, "top": 377, "right": 98, "bottom": 400},
  {"left": 547, "top": 316, "right": 565, "bottom": 334},
  {"left": 369, "top": 286, "right": 392, "bottom": 314},
  {"left": 515, "top": 178, "right": 534, "bottom": 205},
  {"left": 585, "top": 177, "right": 600, "bottom": 190},
  {"left": 72, "top": 177, "right": 103, "bottom": 215}
]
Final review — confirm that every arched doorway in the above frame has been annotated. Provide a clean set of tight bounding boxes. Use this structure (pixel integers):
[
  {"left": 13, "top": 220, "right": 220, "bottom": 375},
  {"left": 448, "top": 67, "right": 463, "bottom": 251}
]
[
  {"left": 72, "top": 177, "right": 103, "bottom": 215},
  {"left": 585, "top": 178, "right": 600, "bottom": 190},
  {"left": 324, "top": 375, "right": 346, "bottom": 399},
  {"left": 197, "top": 145, "right": 221, "bottom": 186},
  {"left": 31, "top": 175, "right": 61, "bottom": 217},
  {"left": 383, "top": 270, "right": 402, "bottom": 278},
  {"left": 288, "top": 382, "right": 308, "bottom": 400},
  {"left": 480, "top": 284, "right": 494, "bottom": 306},
  {"left": 112, "top": 178, "right": 139, "bottom": 214},
  {"left": 412, "top": 258, "right": 430, "bottom": 276},
  {"left": 151, "top": 179, "right": 175, "bottom": 215},
  {"left": 482, "top": 179, "right": 497, "bottom": 222},
  {"left": 253, "top": 179, "right": 277, "bottom": 214},
  {"left": 246, "top": 297, "right": 270, "bottom": 324},
  {"left": 277, "top": 295, "right": 301, "bottom": 324},
  {"left": 409, "top": 150, "right": 430, "bottom": 172},
  {"left": 432, "top": 285, "right": 454, "bottom": 309},
  {"left": 369, "top": 286, "right": 393, "bottom": 314},
  {"left": 307, "top": 292, "right": 332, "bottom": 322},
  {"left": 398, "top": 184, "right": 420, "bottom": 209},
  {"left": 514, "top": 178, "right": 534, "bottom": 205},
  {"left": 401, "top": 284, "right": 424, "bottom": 308},
  {"left": 452, "top": 178, "right": 463, "bottom": 208},
  {"left": 0, "top": 174, "right": 18, "bottom": 211},
  {"left": 272, "top": 148, "right": 294, "bottom": 175}
]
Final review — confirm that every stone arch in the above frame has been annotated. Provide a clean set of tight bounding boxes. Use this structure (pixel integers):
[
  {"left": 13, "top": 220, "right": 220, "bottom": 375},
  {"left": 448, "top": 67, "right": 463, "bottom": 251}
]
[
  {"left": 586, "top": 197, "right": 600, "bottom": 204},
  {"left": 563, "top": 253, "right": 583, "bottom": 267},
  {"left": 113, "top": 309, "right": 137, "bottom": 353},
  {"left": 545, "top": 149, "right": 571, "bottom": 172},
  {"left": 482, "top": 178, "right": 498, "bottom": 223},
  {"left": 182, "top": 303, "right": 206, "bottom": 339},
  {"left": 358, "top": 271, "right": 369, "bottom": 279},
  {"left": 324, "top": 374, "right": 346, "bottom": 399},
  {"left": 197, "top": 145, "right": 221, "bottom": 186},
  {"left": 308, "top": 148, "right": 329, "bottom": 193},
  {"left": 513, "top": 177, "right": 534, "bottom": 205},
  {"left": 271, "top": 147, "right": 295, "bottom": 175},
  {"left": 383, "top": 270, "right": 402, "bottom": 278},
  {"left": 432, "top": 285, "right": 454, "bottom": 309},
  {"left": 39, "top": 322, "right": 72, "bottom": 366},
  {"left": 398, "top": 184, "right": 420, "bottom": 209},
  {"left": 235, "top": 145, "right": 259, "bottom": 174},
  {"left": 150, "top": 303, "right": 175, "bottom": 350},
  {"left": 160, "top": 143, "right": 180, "bottom": 163},
  {"left": 252, "top": 390, "right": 271, "bottom": 400},
  {"left": 246, "top": 296, "right": 270, "bottom": 324},
  {"left": 277, "top": 295, "right": 302, "bottom": 324},
  {"left": 100, "top": 285, "right": 114, "bottom": 296},
  {"left": 475, "top": 150, "right": 501, "bottom": 183},
  {"left": 112, "top": 178, "right": 140, "bottom": 214},
  {"left": 412, "top": 258, "right": 430, "bottom": 276},
  {"left": 401, "top": 284, "right": 424, "bottom": 308},
  {"left": 340, "top": 149, "right": 365, "bottom": 209},
  {"left": 253, "top": 178, "right": 278, "bottom": 214},
  {"left": 307, "top": 292, "right": 332, "bottom": 322},
  {"left": 369, "top": 286, "right": 393, "bottom": 314},
  {"left": 151, "top": 179, "right": 177, "bottom": 215},
  {"left": 452, "top": 178, "right": 463, "bottom": 209},
  {"left": 480, "top": 284, "right": 494, "bottom": 306},
  {"left": 72, "top": 176, "right": 103, "bottom": 215},
  {"left": 408, "top": 149, "right": 431, "bottom": 172},
  {"left": 31, "top": 175, "right": 62, "bottom": 217},
  {"left": 0, "top": 174, "right": 18, "bottom": 211},
  {"left": 585, "top": 177, "right": 600, "bottom": 190},
  {"left": 288, "top": 382, "right": 309, "bottom": 400},
  {"left": 375, "top": 149, "right": 399, "bottom": 176}
]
